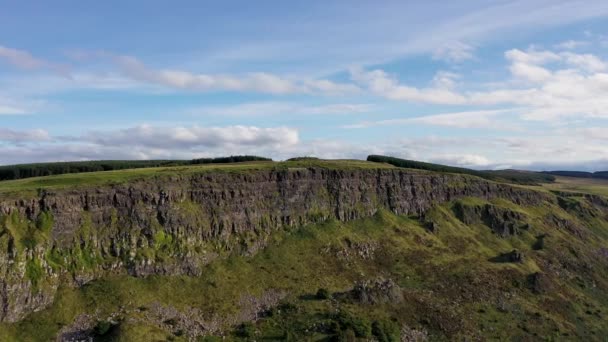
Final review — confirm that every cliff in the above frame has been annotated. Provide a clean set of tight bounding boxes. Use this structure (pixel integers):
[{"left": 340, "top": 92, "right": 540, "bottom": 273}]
[{"left": 0, "top": 165, "right": 550, "bottom": 323}]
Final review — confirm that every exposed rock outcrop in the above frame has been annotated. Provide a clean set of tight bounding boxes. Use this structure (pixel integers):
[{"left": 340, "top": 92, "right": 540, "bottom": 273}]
[
  {"left": 452, "top": 202, "right": 529, "bottom": 237},
  {"left": 338, "top": 278, "right": 403, "bottom": 305},
  {"left": 490, "top": 249, "right": 524, "bottom": 263},
  {"left": 0, "top": 167, "right": 550, "bottom": 322},
  {"left": 544, "top": 214, "right": 587, "bottom": 239}
]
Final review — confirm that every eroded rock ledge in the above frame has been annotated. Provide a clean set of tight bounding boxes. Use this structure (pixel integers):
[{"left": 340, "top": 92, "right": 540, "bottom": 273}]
[{"left": 0, "top": 167, "right": 550, "bottom": 322}]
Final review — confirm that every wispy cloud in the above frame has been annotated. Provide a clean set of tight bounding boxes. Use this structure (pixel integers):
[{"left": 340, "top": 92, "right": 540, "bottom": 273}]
[
  {"left": 343, "top": 109, "right": 517, "bottom": 130},
  {"left": 0, "top": 104, "right": 27, "bottom": 115},
  {"left": 352, "top": 48, "right": 608, "bottom": 122},
  {"left": 0, "top": 128, "right": 50, "bottom": 143},
  {"left": 0, "top": 44, "right": 70, "bottom": 76},
  {"left": 432, "top": 41, "right": 475, "bottom": 63},
  {"left": 554, "top": 39, "right": 589, "bottom": 50},
  {"left": 350, "top": 67, "right": 466, "bottom": 104},
  {"left": 189, "top": 102, "right": 374, "bottom": 117},
  {"left": 114, "top": 55, "right": 359, "bottom": 95},
  {"left": 76, "top": 124, "right": 299, "bottom": 150},
  {"left": 0, "top": 45, "right": 48, "bottom": 69},
  {"left": 0, "top": 96, "right": 45, "bottom": 115}
]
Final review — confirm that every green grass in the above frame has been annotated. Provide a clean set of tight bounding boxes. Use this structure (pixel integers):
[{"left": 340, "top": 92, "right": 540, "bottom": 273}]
[
  {"left": 2, "top": 195, "right": 608, "bottom": 341},
  {"left": 367, "top": 155, "right": 555, "bottom": 185},
  {"left": 0, "top": 159, "right": 395, "bottom": 197},
  {"left": 540, "top": 176, "right": 608, "bottom": 197}
]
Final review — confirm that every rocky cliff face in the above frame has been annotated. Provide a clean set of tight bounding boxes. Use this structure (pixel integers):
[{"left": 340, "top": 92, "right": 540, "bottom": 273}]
[{"left": 0, "top": 167, "right": 550, "bottom": 322}]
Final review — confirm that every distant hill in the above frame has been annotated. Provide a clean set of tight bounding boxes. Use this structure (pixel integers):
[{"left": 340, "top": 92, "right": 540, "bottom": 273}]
[
  {"left": 542, "top": 170, "right": 608, "bottom": 180},
  {"left": 367, "top": 155, "right": 555, "bottom": 185},
  {"left": 0, "top": 156, "right": 271, "bottom": 181}
]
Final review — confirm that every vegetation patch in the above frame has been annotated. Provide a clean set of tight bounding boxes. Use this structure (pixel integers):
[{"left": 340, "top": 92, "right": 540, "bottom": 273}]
[
  {"left": 0, "top": 155, "right": 272, "bottom": 181},
  {"left": 25, "top": 258, "right": 44, "bottom": 290},
  {"left": 1, "top": 178, "right": 608, "bottom": 340},
  {"left": 368, "top": 155, "right": 555, "bottom": 185}
]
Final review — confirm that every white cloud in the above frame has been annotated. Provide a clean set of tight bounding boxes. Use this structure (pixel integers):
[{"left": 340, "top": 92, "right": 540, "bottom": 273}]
[
  {"left": 343, "top": 109, "right": 516, "bottom": 130},
  {"left": 115, "top": 55, "right": 359, "bottom": 95},
  {"left": 350, "top": 67, "right": 466, "bottom": 104},
  {"left": 0, "top": 104, "right": 27, "bottom": 115},
  {"left": 554, "top": 39, "right": 589, "bottom": 50},
  {"left": 406, "top": 109, "right": 514, "bottom": 129},
  {"left": 432, "top": 71, "right": 460, "bottom": 89},
  {"left": 0, "top": 96, "right": 46, "bottom": 115},
  {"left": 504, "top": 49, "right": 560, "bottom": 65},
  {"left": 504, "top": 48, "right": 558, "bottom": 82},
  {"left": 432, "top": 41, "right": 475, "bottom": 63},
  {"left": 81, "top": 124, "right": 299, "bottom": 150},
  {"left": 352, "top": 48, "right": 608, "bottom": 122},
  {"left": 0, "top": 128, "right": 51, "bottom": 143},
  {"left": 0, "top": 45, "right": 47, "bottom": 69},
  {"left": 561, "top": 52, "right": 606, "bottom": 72},
  {"left": 430, "top": 154, "right": 491, "bottom": 168},
  {"left": 0, "top": 44, "right": 69, "bottom": 75},
  {"left": 509, "top": 62, "right": 553, "bottom": 82},
  {"left": 190, "top": 102, "right": 373, "bottom": 117},
  {"left": 3, "top": 124, "right": 608, "bottom": 172},
  {"left": 0, "top": 124, "right": 300, "bottom": 165}
]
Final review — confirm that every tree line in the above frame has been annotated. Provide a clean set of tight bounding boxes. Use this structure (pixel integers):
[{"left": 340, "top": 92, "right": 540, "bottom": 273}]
[
  {"left": 542, "top": 171, "right": 608, "bottom": 180},
  {"left": 367, "top": 155, "right": 555, "bottom": 185},
  {"left": 0, "top": 156, "right": 271, "bottom": 181}
]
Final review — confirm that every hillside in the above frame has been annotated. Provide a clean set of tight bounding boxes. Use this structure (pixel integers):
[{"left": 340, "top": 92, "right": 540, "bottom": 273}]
[
  {"left": 0, "top": 160, "right": 607, "bottom": 341},
  {"left": 543, "top": 170, "right": 608, "bottom": 180},
  {"left": 367, "top": 155, "right": 555, "bottom": 185}
]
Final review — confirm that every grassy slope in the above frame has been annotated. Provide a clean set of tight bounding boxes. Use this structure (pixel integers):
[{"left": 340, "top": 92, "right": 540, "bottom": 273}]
[
  {"left": 0, "top": 159, "right": 396, "bottom": 197},
  {"left": 540, "top": 175, "right": 608, "bottom": 197},
  {"left": 1, "top": 195, "right": 607, "bottom": 341},
  {"left": 367, "top": 155, "right": 555, "bottom": 185}
]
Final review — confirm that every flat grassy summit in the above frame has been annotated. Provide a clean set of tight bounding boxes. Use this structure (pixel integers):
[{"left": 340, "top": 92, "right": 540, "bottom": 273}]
[
  {"left": 0, "top": 157, "right": 607, "bottom": 341},
  {"left": 0, "top": 159, "right": 394, "bottom": 196}
]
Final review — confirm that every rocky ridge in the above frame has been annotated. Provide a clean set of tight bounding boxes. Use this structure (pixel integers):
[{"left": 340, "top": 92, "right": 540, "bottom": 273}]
[{"left": 0, "top": 167, "right": 551, "bottom": 322}]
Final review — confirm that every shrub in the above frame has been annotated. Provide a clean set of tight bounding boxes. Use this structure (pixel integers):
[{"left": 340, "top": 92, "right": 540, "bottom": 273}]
[
  {"left": 333, "top": 311, "right": 371, "bottom": 338},
  {"left": 93, "top": 320, "right": 113, "bottom": 336},
  {"left": 235, "top": 322, "right": 255, "bottom": 338},
  {"left": 316, "top": 288, "right": 331, "bottom": 300},
  {"left": 286, "top": 156, "right": 320, "bottom": 161},
  {"left": 371, "top": 320, "right": 400, "bottom": 342},
  {"left": 331, "top": 328, "right": 357, "bottom": 342}
]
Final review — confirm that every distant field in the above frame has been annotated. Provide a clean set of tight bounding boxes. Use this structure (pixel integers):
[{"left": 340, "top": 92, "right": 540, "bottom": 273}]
[
  {"left": 540, "top": 176, "right": 608, "bottom": 197},
  {"left": 0, "top": 159, "right": 395, "bottom": 196},
  {"left": 367, "top": 155, "right": 555, "bottom": 185}
]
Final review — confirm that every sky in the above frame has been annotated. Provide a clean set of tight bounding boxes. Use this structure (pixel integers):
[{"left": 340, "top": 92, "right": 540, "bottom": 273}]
[{"left": 2, "top": 0, "right": 608, "bottom": 170}]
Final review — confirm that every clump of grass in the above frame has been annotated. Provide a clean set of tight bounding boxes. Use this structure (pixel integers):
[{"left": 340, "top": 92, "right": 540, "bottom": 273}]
[
  {"left": 316, "top": 288, "right": 331, "bottom": 300},
  {"left": 25, "top": 259, "right": 44, "bottom": 290}
]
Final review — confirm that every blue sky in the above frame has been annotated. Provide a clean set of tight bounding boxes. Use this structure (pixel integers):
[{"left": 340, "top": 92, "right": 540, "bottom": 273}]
[{"left": 2, "top": 1, "right": 608, "bottom": 170}]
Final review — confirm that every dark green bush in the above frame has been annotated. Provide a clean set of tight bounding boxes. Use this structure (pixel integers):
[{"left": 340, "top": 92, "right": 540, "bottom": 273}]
[
  {"left": 316, "top": 288, "right": 331, "bottom": 300},
  {"left": 333, "top": 311, "right": 371, "bottom": 338},
  {"left": 198, "top": 336, "right": 223, "bottom": 342},
  {"left": 235, "top": 322, "right": 255, "bottom": 338},
  {"left": 331, "top": 328, "right": 357, "bottom": 342},
  {"left": 286, "top": 156, "right": 320, "bottom": 161},
  {"left": 372, "top": 320, "right": 400, "bottom": 342},
  {"left": 93, "top": 320, "right": 113, "bottom": 336}
]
